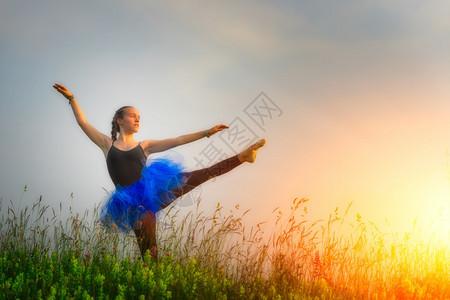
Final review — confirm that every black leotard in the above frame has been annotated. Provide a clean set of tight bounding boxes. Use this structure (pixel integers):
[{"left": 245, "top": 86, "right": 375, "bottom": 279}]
[{"left": 106, "top": 143, "right": 147, "bottom": 186}]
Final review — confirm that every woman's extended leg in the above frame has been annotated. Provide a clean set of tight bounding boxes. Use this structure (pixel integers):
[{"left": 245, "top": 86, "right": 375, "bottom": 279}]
[
  {"left": 166, "top": 138, "right": 267, "bottom": 207},
  {"left": 168, "top": 155, "right": 241, "bottom": 202}
]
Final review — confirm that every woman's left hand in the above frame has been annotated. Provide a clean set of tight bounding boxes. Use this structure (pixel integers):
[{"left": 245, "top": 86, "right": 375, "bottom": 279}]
[{"left": 207, "top": 124, "right": 229, "bottom": 137}]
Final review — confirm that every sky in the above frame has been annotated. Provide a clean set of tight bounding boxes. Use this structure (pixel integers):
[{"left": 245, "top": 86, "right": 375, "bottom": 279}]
[{"left": 0, "top": 0, "right": 449, "bottom": 242}]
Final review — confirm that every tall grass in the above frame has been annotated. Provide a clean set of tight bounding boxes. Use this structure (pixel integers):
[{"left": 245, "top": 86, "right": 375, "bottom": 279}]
[
  {"left": 0, "top": 195, "right": 139, "bottom": 261},
  {"left": 1, "top": 192, "right": 448, "bottom": 299}
]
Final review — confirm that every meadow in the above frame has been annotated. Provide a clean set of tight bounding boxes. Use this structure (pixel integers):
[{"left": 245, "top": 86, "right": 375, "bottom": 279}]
[{"left": 0, "top": 189, "right": 448, "bottom": 299}]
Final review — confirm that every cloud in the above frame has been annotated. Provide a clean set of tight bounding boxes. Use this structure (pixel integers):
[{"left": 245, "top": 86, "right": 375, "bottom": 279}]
[{"left": 128, "top": 1, "right": 305, "bottom": 61}]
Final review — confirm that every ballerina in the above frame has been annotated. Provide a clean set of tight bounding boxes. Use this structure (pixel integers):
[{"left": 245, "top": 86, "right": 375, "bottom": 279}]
[{"left": 53, "top": 83, "right": 266, "bottom": 259}]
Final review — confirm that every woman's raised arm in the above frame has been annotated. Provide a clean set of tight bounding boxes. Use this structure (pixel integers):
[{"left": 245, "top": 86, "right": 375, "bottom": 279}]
[
  {"left": 53, "top": 84, "right": 112, "bottom": 157},
  {"left": 141, "top": 124, "right": 229, "bottom": 155}
]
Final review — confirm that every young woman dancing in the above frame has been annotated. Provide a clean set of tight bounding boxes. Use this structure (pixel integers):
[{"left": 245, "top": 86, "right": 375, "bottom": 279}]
[{"left": 53, "top": 83, "right": 266, "bottom": 259}]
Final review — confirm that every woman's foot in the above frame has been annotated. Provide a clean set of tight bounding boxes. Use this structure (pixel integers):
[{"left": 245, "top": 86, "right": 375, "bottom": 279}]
[{"left": 238, "top": 139, "right": 267, "bottom": 163}]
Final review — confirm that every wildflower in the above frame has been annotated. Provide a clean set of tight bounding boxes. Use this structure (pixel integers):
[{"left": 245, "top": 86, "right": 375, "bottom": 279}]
[
  {"left": 143, "top": 263, "right": 148, "bottom": 268},
  {"left": 313, "top": 250, "right": 321, "bottom": 278},
  {"left": 85, "top": 253, "right": 90, "bottom": 258}
]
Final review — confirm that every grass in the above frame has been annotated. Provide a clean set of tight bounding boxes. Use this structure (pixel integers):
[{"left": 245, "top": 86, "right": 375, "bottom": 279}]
[{"left": 0, "top": 191, "right": 448, "bottom": 299}]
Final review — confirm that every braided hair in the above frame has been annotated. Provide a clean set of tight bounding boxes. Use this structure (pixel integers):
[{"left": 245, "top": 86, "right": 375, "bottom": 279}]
[{"left": 111, "top": 106, "right": 132, "bottom": 142}]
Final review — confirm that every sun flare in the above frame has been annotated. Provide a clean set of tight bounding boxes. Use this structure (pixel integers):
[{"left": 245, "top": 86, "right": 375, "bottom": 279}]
[{"left": 389, "top": 171, "right": 450, "bottom": 243}]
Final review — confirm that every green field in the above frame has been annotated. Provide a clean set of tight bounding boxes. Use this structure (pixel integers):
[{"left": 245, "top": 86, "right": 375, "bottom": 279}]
[{"left": 0, "top": 194, "right": 448, "bottom": 299}]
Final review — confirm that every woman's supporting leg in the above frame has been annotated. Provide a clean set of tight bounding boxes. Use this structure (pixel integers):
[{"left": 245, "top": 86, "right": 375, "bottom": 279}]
[{"left": 133, "top": 211, "right": 157, "bottom": 260}]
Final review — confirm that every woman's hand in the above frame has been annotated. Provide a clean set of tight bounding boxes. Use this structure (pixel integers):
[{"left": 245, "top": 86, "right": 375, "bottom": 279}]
[
  {"left": 206, "top": 124, "right": 229, "bottom": 137},
  {"left": 53, "top": 83, "right": 74, "bottom": 101}
]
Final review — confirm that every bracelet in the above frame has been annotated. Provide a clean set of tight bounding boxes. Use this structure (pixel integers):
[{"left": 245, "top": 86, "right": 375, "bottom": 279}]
[
  {"left": 204, "top": 130, "right": 211, "bottom": 138},
  {"left": 67, "top": 95, "right": 74, "bottom": 103}
]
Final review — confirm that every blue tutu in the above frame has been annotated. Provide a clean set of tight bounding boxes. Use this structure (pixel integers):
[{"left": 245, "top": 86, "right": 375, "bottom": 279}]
[{"left": 100, "top": 156, "right": 188, "bottom": 232}]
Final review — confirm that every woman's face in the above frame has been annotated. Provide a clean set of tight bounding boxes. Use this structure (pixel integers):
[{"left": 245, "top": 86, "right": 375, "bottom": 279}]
[{"left": 118, "top": 107, "right": 140, "bottom": 133}]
